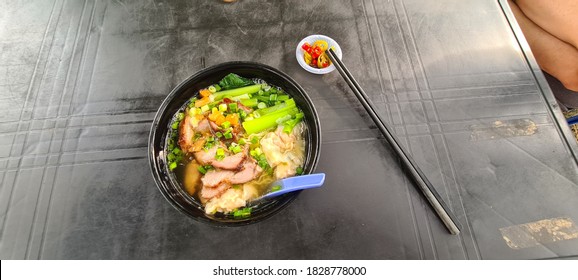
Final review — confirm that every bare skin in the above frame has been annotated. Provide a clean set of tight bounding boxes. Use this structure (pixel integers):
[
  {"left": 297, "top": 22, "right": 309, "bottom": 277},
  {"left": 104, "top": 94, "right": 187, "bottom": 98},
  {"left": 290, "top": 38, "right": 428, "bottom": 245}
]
[
  {"left": 508, "top": 0, "right": 578, "bottom": 91},
  {"left": 514, "top": 0, "right": 578, "bottom": 49}
]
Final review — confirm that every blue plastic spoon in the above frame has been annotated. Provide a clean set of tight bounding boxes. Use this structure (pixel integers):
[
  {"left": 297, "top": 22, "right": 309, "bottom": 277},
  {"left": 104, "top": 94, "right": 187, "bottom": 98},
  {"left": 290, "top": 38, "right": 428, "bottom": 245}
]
[{"left": 251, "top": 173, "right": 325, "bottom": 203}]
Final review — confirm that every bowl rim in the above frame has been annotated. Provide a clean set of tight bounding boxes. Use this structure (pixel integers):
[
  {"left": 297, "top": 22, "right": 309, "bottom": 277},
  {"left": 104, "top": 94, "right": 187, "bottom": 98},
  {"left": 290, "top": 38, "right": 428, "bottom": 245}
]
[
  {"left": 148, "top": 61, "right": 321, "bottom": 226},
  {"left": 295, "top": 34, "right": 343, "bottom": 75}
]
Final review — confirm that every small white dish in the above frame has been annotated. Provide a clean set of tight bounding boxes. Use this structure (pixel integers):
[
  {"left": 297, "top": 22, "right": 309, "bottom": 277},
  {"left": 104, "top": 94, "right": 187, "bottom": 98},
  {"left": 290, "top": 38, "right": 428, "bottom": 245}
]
[{"left": 296, "top": 34, "right": 342, "bottom": 75}]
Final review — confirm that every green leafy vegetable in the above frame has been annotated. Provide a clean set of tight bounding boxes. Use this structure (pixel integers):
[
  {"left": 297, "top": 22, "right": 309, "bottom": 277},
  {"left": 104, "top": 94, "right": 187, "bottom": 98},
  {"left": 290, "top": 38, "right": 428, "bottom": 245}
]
[
  {"left": 218, "top": 73, "right": 255, "bottom": 90},
  {"left": 240, "top": 98, "right": 258, "bottom": 108},
  {"left": 242, "top": 106, "right": 299, "bottom": 134},
  {"left": 283, "top": 112, "right": 304, "bottom": 133},
  {"left": 212, "top": 85, "right": 262, "bottom": 102}
]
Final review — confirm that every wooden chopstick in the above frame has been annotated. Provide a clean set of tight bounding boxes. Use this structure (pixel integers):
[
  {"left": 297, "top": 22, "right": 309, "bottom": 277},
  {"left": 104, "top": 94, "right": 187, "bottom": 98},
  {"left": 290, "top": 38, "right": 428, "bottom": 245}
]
[{"left": 327, "top": 48, "right": 461, "bottom": 235}]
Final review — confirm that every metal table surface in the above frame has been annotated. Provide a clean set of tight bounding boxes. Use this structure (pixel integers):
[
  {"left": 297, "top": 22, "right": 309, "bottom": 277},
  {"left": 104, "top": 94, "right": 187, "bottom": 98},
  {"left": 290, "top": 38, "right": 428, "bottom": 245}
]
[{"left": 1, "top": 0, "right": 578, "bottom": 260}]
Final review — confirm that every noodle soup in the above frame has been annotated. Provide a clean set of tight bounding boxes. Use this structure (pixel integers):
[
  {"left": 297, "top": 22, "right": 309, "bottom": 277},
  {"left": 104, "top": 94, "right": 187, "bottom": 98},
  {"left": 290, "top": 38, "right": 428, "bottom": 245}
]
[{"left": 165, "top": 73, "right": 306, "bottom": 218}]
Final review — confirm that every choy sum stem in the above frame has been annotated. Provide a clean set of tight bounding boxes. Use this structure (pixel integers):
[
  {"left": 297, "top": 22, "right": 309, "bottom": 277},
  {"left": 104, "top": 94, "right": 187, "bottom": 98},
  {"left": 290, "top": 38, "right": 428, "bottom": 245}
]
[
  {"left": 242, "top": 104, "right": 299, "bottom": 134},
  {"left": 212, "top": 84, "right": 262, "bottom": 101}
]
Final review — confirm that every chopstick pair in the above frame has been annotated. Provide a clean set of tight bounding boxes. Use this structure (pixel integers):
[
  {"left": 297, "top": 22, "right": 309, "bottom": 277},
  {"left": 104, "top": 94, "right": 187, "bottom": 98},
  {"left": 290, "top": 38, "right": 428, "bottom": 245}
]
[{"left": 326, "top": 48, "right": 461, "bottom": 235}]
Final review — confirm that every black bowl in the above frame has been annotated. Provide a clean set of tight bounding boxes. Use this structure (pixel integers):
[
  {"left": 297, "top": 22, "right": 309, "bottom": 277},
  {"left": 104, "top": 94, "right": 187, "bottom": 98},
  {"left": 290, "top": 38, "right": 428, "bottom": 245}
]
[{"left": 148, "top": 61, "right": 321, "bottom": 226}]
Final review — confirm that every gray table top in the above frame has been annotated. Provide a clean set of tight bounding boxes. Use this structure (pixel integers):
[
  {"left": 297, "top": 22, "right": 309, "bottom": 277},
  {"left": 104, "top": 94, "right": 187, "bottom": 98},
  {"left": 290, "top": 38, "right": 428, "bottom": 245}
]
[{"left": 1, "top": 0, "right": 577, "bottom": 259}]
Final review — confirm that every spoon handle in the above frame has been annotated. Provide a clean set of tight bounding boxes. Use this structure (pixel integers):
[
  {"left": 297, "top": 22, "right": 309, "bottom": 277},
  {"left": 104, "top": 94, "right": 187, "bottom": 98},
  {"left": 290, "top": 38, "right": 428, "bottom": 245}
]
[{"left": 259, "top": 173, "right": 325, "bottom": 200}]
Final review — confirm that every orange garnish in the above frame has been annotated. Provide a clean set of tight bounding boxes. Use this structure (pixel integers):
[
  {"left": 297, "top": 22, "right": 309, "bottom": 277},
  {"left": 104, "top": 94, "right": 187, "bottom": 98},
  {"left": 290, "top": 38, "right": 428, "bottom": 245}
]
[
  {"left": 215, "top": 115, "right": 226, "bottom": 126},
  {"left": 195, "top": 97, "right": 210, "bottom": 107},
  {"left": 225, "top": 113, "right": 239, "bottom": 126},
  {"left": 200, "top": 89, "right": 211, "bottom": 97},
  {"left": 208, "top": 111, "right": 220, "bottom": 122}
]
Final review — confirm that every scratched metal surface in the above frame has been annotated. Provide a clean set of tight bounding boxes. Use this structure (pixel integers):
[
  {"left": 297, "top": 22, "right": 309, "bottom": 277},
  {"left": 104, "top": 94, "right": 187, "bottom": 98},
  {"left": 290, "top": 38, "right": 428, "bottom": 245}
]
[{"left": 1, "top": 0, "right": 578, "bottom": 259}]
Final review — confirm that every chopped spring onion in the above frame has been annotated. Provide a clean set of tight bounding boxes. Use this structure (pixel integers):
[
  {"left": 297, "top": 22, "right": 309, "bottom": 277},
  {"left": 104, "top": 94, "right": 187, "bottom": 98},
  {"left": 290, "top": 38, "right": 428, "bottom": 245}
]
[
  {"left": 223, "top": 131, "right": 233, "bottom": 139},
  {"left": 197, "top": 165, "right": 207, "bottom": 174},
  {"left": 204, "top": 138, "right": 215, "bottom": 149},
  {"left": 215, "top": 132, "right": 223, "bottom": 138},
  {"left": 296, "top": 166, "right": 303, "bottom": 175},
  {"left": 218, "top": 103, "right": 227, "bottom": 112},
  {"left": 230, "top": 145, "right": 242, "bottom": 154},
  {"left": 251, "top": 136, "right": 259, "bottom": 144},
  {"left": 215, "top": 148, "right": 225, "bottom": 161},
  {"left": 238, "top": 138, "right": 246, "bottom": 145},
  {"left": 171, "top": 121, "right": 179, "bottom": 130},
  {"left": 201, "top": 105, "right": 210, "bottom": 113},
  {"left": 228, "top": 103, "right": 238, "bottom": 112},
  {"left": 233, "top": 207, "right": 252, "bottom": 218},
  {"left": 169, "top": 162, "right": 177, "bottom": 170},
  {"left": 269, "top": 94, "right": 278, "bottom": 101},
  {"left": 214, "top": 84, "right": 221, "bottom": 92},
  {"left": 257, "top": 102, "right": 267, "bottom": 109},
  {"left": 208, "top": 85, "right": 217, "bottom": 93},
  {"left": 221, "top": 121, "right": 231, "bottom": 129},
  {"left": 212, "top": 107, "right": 218, "bottom": 114},
  {"left": 271, "top": 185, "right": 282, "bottom": 192},
  {"left": 167, "top": 153, "right": 175, "bottom": 162},
  {"left": 255, "top": 153, "right": 270, "bottom": 170}
]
